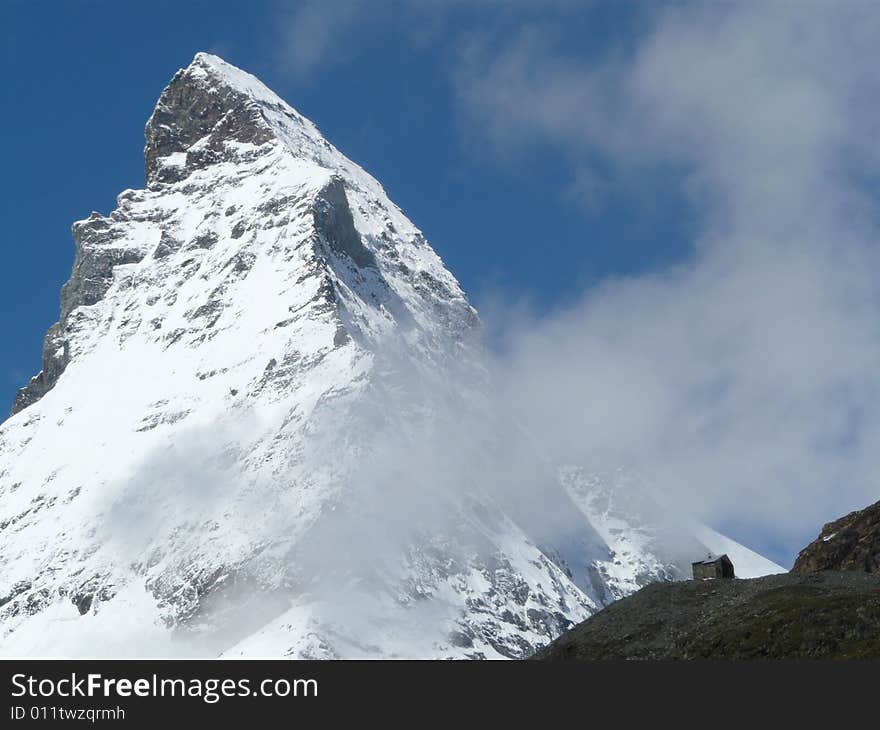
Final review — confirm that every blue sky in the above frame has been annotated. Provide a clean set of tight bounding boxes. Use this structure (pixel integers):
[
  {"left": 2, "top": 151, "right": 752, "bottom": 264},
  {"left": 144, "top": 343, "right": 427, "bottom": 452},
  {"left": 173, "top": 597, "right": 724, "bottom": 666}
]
[
  {"left": 0, "top": 1, "right": 690, "bottom": 408},
  {"left": 3, "top": 1, "right": 880, "bottom": 567}
]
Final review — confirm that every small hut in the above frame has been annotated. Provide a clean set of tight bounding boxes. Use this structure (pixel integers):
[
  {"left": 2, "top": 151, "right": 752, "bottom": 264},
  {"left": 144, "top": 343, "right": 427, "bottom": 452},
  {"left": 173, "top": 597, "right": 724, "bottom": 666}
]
[{"left": 691, "top": 554, "right": 735, "bottom": 580}]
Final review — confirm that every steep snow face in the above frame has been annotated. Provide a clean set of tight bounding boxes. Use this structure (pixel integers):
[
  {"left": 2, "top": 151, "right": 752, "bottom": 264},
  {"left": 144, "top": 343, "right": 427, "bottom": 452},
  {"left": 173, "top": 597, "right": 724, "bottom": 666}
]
[{"left": 0, "top": 54, "right": 782, "bottom": 659}]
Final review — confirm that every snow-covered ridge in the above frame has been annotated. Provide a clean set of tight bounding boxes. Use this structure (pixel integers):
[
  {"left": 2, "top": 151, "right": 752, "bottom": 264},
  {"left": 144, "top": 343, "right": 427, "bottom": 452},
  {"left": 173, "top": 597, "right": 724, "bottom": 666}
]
[{"left": 0, "top": 53, "right": 781, "bottom": 658}]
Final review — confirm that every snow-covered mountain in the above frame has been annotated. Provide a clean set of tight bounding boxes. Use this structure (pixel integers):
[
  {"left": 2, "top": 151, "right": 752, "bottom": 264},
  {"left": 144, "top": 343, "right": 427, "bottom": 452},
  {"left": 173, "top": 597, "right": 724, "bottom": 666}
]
[{"left": 0, "top": 53, "right": 783, "bottom": 659}]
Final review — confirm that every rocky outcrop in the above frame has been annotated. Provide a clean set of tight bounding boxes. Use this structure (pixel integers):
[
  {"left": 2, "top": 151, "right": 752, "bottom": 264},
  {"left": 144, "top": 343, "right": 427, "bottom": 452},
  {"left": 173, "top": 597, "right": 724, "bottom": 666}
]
[
  {"left": 144, "top": 53, "right": 274, "bottom": 185},
  {"left": 62, "top": 214, "right": 147, "bottom": 318},
  {"left": 11, "top": 213, "right": 147, "bottom": 416},
  {"left": 792, "top": 499, "right": 880, "bottom": 575},
  {"left": 313, "top": 176, "right": 376, "bottom": 269},
  {"left": 10, "top": 324, "right": 68, "bottom": 415}
]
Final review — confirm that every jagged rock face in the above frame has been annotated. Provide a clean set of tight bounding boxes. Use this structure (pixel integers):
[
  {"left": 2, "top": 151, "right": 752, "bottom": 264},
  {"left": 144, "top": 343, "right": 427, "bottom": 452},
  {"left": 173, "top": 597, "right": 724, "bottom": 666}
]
[
  {"left": 792, "top": 499, "right": 880, "bottom": 575},
  {"left": 144, "top": 61, "right": 274, "bottom": 184},
  {"left": 10, "top": 323, "right": 68, "bottom": 415},
  {"left": 11, "top": 213, "right": 147, "bottom": 415},
  {"left": 0, "top": 54, "right": 782, "bottom": 658}
]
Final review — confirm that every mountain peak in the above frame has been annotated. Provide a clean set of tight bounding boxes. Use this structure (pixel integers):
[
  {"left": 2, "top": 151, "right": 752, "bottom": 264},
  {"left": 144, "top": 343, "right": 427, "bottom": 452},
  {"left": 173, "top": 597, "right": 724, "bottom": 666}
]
[
  {"left": 0, "top": 52, "right": 687, "bottom": 661},
  {"left": 143, "top": 53, "right": 284, "bottom": 185},
  {"left": 11, "top": 53, "right": 473, "bottom": 418},
  {"left": 143, "top": 52, "right": 328, "bottom": 187},
  {"left": 186, "top": 52, "right": 285, "bottom": 105}
]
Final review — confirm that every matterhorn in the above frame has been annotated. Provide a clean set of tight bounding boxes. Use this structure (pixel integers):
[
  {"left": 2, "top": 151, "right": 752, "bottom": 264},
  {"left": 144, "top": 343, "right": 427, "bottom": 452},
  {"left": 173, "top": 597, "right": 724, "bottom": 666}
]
[{"left": 0, "top": 54, "right": 781, "bottom": 658}]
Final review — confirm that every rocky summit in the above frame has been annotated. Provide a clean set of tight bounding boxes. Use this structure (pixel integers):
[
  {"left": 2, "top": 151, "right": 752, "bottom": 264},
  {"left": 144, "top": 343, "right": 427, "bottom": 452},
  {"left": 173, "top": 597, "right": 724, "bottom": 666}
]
[{"left": 0, "top": 54, "right": 781, "bottom": 659}]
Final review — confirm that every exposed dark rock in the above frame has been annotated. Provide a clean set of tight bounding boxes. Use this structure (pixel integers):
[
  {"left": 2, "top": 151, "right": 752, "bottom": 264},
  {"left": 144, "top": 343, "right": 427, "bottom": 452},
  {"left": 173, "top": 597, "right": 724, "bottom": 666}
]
[
  {"left": 449, "top": 629, "right": 474, "bottom": 648},
  {"left": 225, "top": 251, "right": 256, "bottom": 277},
  {"left": 72, "top": 593, "right": 93, "bottom": 615},
  {"left": 63, "top": 216, "right": 146, "bottom": 319},
  {"left": 313, "top": 176, "right": 376, "bottom": 269},
  {"left": 144, "top": 54, "right": 274, "bottom": 185},
  {"left": 257, "top": 193, "right": 301, "bottom": 217},
  {"left": 792, "top": 499, "right": 880, "bottom": 575},
  {"left": 230, "top": 220, "right": 247, "bottom": 239},
  {"left": 187, "top": 300, "right": 224, "bottom": 328},
  {"left": 187, "top": 230, "right": 219, "bottom": 250},
  {"left": 11, "top": 324, "right": 69, "bottom": 415},
  {"left": 153, "top": 230, "right": 182, "bottom": 259},
  {"left": 10, "top": 213, "right": 146, "bottom": 416},
  {"left": 0, "top": 580, "right": 32, "bottom": 609}
]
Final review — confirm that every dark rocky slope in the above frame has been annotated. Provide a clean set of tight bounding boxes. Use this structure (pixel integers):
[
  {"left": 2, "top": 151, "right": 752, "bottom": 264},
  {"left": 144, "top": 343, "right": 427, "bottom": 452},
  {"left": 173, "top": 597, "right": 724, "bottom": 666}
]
[
  {"left": 533, "top": 571, "right": 880, "bottom": 659},
  {"left": 535, "top": 498, "right": 880, "bottom": 659},
  {"left": 792, "top": 499, "right": 880, "bottom": 575}
]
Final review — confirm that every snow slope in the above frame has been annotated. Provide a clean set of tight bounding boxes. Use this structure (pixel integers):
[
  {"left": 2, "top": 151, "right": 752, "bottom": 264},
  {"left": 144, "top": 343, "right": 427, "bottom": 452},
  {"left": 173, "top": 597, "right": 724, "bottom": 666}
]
[{"left": 0, "top": 54, "right": 782, "bottom": 659}]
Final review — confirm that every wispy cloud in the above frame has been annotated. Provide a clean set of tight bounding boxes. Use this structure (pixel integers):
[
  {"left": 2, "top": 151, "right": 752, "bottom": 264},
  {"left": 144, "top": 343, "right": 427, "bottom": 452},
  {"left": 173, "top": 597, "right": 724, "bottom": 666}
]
[
  {"left": 460, "top": 2, "right": 880, "bottom": 558},
  {"left": 271, "top": 0, "right": 880, "bottom": 561},
  {"left": 276, "top": 0, "right": 369, "bottom": 79},
  {"left": 273, "top": 0, "right": 581, "bottom": 79}
]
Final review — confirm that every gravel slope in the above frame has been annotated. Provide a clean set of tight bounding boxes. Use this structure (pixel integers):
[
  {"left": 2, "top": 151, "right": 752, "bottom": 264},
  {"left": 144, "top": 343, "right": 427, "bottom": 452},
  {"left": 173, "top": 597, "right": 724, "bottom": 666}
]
[{"left": 533, "top": 571, "right": 880, "bottom": 660}]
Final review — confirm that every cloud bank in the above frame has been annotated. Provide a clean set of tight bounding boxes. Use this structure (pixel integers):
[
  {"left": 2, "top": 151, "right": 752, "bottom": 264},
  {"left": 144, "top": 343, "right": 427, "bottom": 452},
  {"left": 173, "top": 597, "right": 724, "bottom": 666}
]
[
  {"left": 278, "top": 1, "right": 880, "bottom": 564},
  {"left": 457, "top": 2, "right": 880, "bottom": 561}
]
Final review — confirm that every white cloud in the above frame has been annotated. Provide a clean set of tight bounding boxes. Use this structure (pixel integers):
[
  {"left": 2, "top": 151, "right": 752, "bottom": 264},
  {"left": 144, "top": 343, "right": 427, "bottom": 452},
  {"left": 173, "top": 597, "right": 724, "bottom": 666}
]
[
  {"left": 458, "top": 2, "right": 880, "bottom": 560},
  {"left": 269, "top": 1, "right": 880, "bottom": 562},
  {"left": 276, "top": 0, "right": 369, "bottom": 78},
  {"left": 274, "top": 0, "right": 583, "bottom": 79}
]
